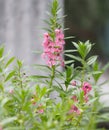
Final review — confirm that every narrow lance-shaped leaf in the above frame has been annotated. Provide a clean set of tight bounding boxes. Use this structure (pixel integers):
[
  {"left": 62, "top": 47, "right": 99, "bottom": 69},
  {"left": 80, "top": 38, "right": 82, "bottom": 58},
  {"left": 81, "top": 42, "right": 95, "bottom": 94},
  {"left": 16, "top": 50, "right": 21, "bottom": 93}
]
[
  {"left": 5, "top": 70, "right": 15, "bottom": 82},
  {"left": 5, "top": 57, "right": 15, "bottom": 68},
  {"left": 65, "top": 54, "right": 82, "bottom": 62},
  {"left": 0, "top": 45, "right": 4, "bottom": 58},
  {"left": 1, "top": 117, "right": 17, "bottom": 127},
  {"left": 87, "top": 56, "right": 98, "bottom": 65}
]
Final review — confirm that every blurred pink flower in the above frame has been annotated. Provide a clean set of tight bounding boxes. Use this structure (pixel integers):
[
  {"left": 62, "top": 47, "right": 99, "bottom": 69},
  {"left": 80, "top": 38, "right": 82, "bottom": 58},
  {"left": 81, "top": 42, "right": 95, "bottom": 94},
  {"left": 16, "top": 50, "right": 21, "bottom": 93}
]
[
  {"left": 38, "top": 109, "right": 44, "bottom": 114},
  {"left": 71, "top": 95, "right": 78, "bottom": 102},
  {"left": 69, "top": 105, "right": 81, "bottom": 115},
  {"left": 0, "top": 127, "right": 2, "bottom": 130},
  {"left": 71, "top": 81, "right": 76, "bottom": 86},
  {"left": 9, "top": 89, "right": 14, "bottom": 94},
  {"left": 31, "top": 98, "right": 36, "bottom": 105},
  {"left": 82, "top": 82, "right": 92, "bottom": 95}
]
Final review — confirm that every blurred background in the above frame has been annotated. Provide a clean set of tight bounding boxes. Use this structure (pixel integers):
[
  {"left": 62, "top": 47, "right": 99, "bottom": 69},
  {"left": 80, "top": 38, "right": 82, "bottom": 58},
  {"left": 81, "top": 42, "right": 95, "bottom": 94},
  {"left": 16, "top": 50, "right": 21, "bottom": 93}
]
[{"left": 64, "top": 0, "right": 109, "bottom": 63}]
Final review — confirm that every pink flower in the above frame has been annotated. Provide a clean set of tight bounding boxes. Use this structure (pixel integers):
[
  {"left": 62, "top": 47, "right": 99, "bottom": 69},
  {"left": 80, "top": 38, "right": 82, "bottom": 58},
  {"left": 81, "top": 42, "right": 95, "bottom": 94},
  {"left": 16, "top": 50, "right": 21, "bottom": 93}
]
[
  {"left": 71, "top": 81, "right": 76, "bottom": 86},
  {"left": 55, "top": 29, "right": 65, "bottom": 45},
  {"left": 82, "top": 82, "right": 92, "bottom": 95},
  {"left": 38, "top": 109, "right": 44, "bottom": 114},
  {"left": 0, "top": 127, "right": 2, "bottom": 130},
  {"left": 31, "top": 98, "right": 36, "bottom": 105},
  {"left": 9, "top": 89, "right": 14, "bottom": 94},
  {"left": 69, "top": 105, "right": 81, "bottom": 115},
  {"left": 42, "top": 29, "right": 65, "bottom": 67},
  {"left": 71, "top": 95, "right": 78, "bottom": 102}
]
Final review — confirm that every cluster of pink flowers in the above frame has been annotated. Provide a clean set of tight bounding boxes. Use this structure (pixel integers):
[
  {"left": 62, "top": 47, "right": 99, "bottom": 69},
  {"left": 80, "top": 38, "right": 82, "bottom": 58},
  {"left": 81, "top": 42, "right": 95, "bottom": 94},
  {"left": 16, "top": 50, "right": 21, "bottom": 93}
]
[
  {"left": 42, "top": 29, "right": 65, "bottom": 67},
  {"left": 69, "top": 81, "right": 92, "bottom": 115},
  {"left": 31, "top": 94, "right": 44, "bottom": 114}
]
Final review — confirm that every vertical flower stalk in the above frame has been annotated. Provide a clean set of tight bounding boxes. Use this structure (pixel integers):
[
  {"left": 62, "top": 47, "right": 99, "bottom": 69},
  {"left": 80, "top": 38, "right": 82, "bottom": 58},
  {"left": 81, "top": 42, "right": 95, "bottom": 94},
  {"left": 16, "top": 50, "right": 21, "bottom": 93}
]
[
  {"left": 41, "top": 0, "right": 65, "bottom": 87},
  {"left": 42, "top": 29, "right": 65, "bottom": 87}
]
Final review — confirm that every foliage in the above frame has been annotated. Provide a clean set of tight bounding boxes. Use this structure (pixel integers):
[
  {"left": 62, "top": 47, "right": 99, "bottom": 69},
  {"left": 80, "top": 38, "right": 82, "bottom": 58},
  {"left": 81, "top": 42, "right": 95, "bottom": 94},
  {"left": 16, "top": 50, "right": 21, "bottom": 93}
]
[{"left": 0, "top": 0, "right": 109, "bottom": 130}]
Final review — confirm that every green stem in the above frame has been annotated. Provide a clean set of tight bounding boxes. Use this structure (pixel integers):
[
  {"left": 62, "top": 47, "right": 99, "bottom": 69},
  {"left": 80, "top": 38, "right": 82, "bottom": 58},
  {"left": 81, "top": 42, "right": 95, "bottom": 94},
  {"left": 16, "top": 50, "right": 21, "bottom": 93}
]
[
  {"left": 18, "top": 66, "right": 23, "bottom": 89},
  {"left": 49, "top": 65, "right": 55, "bottom": 88},
  {"left": 75, "top": 113, "right": 83, "bottom": 129},
  {"left": 81, "top": 60, "right": 86, "bottom": 84},
  {"left": 87, "top": 89, "right": 98, "bottom": 130}
]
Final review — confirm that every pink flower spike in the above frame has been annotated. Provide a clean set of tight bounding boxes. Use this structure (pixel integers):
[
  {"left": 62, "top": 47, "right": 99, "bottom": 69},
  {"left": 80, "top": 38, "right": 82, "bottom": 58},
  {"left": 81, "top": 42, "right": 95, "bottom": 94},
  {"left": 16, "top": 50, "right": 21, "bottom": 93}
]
[{"left": 42, "top": 29, "right": 65, "bottom": 67}]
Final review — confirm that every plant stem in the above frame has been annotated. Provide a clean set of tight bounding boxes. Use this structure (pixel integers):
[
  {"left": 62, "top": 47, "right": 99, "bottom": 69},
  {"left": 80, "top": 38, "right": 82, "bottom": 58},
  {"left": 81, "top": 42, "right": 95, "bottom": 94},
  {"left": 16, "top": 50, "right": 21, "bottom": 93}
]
[
  {"left": 75, "top": 113, "right": 83, "bottom": 129},
  {"left": 49, "top": 65, "right": 55, "bottom": 88}
]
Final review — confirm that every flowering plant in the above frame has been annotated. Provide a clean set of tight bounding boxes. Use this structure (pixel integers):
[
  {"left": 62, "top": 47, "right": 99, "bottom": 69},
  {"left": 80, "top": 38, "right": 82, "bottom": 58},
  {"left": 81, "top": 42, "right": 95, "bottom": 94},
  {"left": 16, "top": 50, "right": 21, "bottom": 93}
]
[{"left": 0, "top": 0, "right": 109, "bottom": 130}]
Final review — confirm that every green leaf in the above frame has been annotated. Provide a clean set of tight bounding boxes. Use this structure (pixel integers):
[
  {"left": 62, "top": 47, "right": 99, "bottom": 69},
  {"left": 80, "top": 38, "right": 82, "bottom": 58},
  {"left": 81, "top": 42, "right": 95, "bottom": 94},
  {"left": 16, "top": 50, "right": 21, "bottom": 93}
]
[
  {"left": 64, "top": 36, "right": 74, "bottom": 40},
  {"left": 30, "top": 75, "right": 49, "bottom": 80},
  {"left": 40, "top": 87, "right": 47, "bottom": 97},
  {"left": 4, "top": 127, "right": 25, "bottom": 130},
  {"left": 102, "top": 62, "right": 109, "bottom": 72},
  {"left": 92, "top": 62, "right": 103, "bottom": 82},
  {"left": 1, "top": 97, "right": 11, "bottom": 107},
  {"left": 72, "top": 41, "right": 93, "bottom": 59},
  {"left": 1, "top": 117, "right": 17, "bottom": 126},
  {"left": 72, "top": 42, "right": 79, "bottom": 49},
  {"left": 64, "top": 60, "right": 74, "bottom": 65},
  {"left": 5, "top": 57, "right": 15, "bottom": 68},
  {"left": 17, "top": 60, "right": 22, "bottom": 68},
  {"left": 5, "top": 70, "right": 15, "bottom": 82},
  {"left": 85, "top": 40, "right": 92, "bottom": 54},
  {"left": 65, "top": 54, "right": 82, "bottom": 62},
  {"left": 93, "top": 61, "right": 99, "bottom": 71},
  {"left": 86, "top": 97, "right": 98, "bottom": 105},
  {"left": 91, "top": 71, "right": 102, "bottom": 75},
  {"left": 64, "top": 49, "right": 77, "bottom": 53},
  {"left": 0, "top": 45, "right": 4, "bottom": 58},
  {"left": 0, "top": 83, "right": 4, "bottom": 92},
  {"left": 87, "top": 56, "right": 98, "bottom": 65}
]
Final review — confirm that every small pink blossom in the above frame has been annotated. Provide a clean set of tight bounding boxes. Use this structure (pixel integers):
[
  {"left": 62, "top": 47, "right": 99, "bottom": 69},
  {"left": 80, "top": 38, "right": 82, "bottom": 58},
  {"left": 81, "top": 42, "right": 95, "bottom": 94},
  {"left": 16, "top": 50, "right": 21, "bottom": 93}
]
[
  {"left": 31, "top": 98, "right": 36, "bottom": 105},
  {"left": 82, "top": 82, "right": 92, "bottom": 95},
  {"left": 9, "top": 89, "right": 14, "bottom": 94},
  {"left": 69, "top": 105, "right": 81, "bottom": 115},
  {"left": 71, "top": 81, "right": 76, "bottom": 86},
  {"left": 38, "top": 109, "right": 44, "bottom": 114},
  {"left": 71, "top": 95, "right": 78, "bottom": 102}
]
